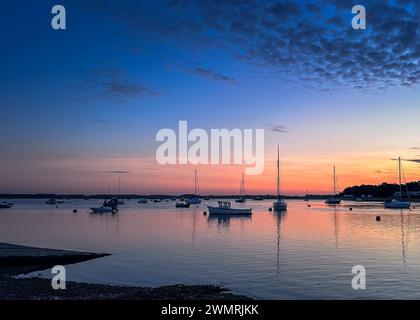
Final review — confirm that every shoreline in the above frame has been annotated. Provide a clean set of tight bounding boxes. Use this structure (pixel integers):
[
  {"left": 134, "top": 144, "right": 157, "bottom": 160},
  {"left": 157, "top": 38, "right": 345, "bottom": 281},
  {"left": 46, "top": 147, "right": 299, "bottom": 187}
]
[{"left": 0, "top": 242, "right": 250, "bottom": 300}]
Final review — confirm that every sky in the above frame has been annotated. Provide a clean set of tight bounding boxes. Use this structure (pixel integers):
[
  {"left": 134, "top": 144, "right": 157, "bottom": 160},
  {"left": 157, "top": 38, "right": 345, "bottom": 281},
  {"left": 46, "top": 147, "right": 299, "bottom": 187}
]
[{"left": 0, "top": 0, "right": 419, "bottom": 195}]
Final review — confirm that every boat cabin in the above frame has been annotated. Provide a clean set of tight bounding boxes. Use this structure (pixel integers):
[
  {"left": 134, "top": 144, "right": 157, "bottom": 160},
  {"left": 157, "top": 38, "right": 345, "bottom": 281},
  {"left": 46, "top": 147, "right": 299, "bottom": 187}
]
[{"left": 217, "top": 201, "right": 231, "bottom": 208}]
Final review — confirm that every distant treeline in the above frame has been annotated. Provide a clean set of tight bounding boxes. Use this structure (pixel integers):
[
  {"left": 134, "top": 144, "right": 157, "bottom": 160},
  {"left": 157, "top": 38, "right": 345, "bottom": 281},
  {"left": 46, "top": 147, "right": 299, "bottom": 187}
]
[{"left": 341, "top": 181, "right": 420, "bottom": 197}]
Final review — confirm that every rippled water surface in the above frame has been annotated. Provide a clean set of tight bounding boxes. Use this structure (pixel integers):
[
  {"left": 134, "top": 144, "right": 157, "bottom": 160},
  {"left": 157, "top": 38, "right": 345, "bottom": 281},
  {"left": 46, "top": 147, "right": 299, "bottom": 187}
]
[{"left": 1, "top": 199, "right": 420, "bottom": 299}]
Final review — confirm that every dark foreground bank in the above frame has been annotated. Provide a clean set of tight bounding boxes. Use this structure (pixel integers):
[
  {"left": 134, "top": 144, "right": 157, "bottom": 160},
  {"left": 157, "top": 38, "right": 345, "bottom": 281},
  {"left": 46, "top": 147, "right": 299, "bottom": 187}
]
[{"left": 0, "top": 243, "right": 250, "bottom": 300}]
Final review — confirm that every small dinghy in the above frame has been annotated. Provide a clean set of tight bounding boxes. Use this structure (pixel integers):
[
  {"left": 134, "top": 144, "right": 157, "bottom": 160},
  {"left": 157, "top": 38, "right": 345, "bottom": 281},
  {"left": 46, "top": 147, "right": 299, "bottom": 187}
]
[{"left": 175, "top": 201, "right": 190, "bottom": 208}]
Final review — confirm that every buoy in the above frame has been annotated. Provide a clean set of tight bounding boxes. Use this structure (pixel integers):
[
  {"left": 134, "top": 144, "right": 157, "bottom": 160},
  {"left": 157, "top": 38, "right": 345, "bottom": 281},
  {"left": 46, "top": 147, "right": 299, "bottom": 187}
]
[
  {"left": 376, "top": 216, "right": 381, "bottom": 221},
  {"left": 203, "top": 211, "right": 207, "bottom": 215},
  {"left": 268, "top": 207, "right": 273, "bottom": 211},
  {"left": 349, "top": 207, "right": 353, "bottom": 211},
  {"left": 308, "top": 204, "right": 311, "bottom": 207},
  {"left": 73, "top": 209, "right": 77, "bottom": 213}
]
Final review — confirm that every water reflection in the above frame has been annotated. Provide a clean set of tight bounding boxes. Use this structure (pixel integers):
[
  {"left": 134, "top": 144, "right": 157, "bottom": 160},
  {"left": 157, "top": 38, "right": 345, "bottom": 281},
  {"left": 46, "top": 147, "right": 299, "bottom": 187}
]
[
  {"left": 1, "top": 199, "right": 420, "bottom": 299},
  {"left": 207, "top": 214, "right": 252, "bottom": 230},
  {"left": 273, "top": 211, "right": 287, "bottom": 273}
]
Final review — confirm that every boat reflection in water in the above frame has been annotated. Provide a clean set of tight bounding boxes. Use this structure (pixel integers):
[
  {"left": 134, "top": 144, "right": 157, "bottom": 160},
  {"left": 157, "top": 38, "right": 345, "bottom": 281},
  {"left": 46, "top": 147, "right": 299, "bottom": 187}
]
[{"left": 207, "top": 212, "right": 252, "bottom": 228}]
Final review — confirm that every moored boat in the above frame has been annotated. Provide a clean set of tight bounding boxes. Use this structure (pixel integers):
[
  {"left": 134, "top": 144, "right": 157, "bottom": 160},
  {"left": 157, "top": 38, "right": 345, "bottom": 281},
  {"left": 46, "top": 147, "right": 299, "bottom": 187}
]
[
  {"left": 273, "top": 145, "right": 287, "bottom": 211},
  {"left": 235, "top": 173, "right": 246, "bottom": 203},
  {"left": 186, "top": 169, "right": 202, "bottom": 205},
  {"left": 90, "top": 207, "right": 118, "bottom": 213},
  {"left": 0, "top": 201, "right": 13, "bottom": 209},
  {"left": 384, "top": 157, "right": 411, "bottom": 209},
  {"left": 208, "top": 201, "right": 252, "bottom": 215},
  {"left": 325, "top": 166, "right": 341, "bottom": 205},
  {"left": 384, "top": 199, "right": 411, "bottom": 209},
  {"left": 175, "top": 201, "right": 190, "bottom": 208},
  {"left": 46, "top": 198, "right": 57, "bottom": 205}
]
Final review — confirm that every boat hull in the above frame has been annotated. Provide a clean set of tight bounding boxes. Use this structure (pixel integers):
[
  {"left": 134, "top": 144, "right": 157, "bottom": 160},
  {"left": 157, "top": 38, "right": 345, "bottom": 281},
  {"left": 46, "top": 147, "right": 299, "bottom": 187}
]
[
  {"left": 90, "top": 207, "right": 116, "bottom": 213},
  {"left": 384, "top": 200, "right": 411, "bottom": 209},
  {"left": 186, "top": 198, "right": 201, "bottom": 205},
  {"left": 208, "top": 206, "right": 252, "bottom": 215},
  {"left": 175, "top": 203, "right": 190, "bottom": 208},
  {"left": 273, "top": 200, "right": 287, "bottom": 211},
  {"left": 325, "top": 198, "right": 341, "bottom": 205}
]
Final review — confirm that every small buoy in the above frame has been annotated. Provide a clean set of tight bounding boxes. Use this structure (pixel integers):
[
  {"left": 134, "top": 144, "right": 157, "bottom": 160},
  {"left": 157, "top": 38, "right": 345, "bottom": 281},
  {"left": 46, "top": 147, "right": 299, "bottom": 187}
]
[
  {"left": 376, "top": 216, "right": 381, "bottom": 221},
  {"left": 56, "top": 206, "right": 58, "bottom": 208},
  {"left": 203, "top": 211, "right": 207, "bottom": 215},
  {"left": 73, "top": 209, "right": 77, "bottom": 213},
  {"left": 349, "top": 207, "right": 353, "bottom": 211},
  {"left": 268, "top": 207, "right": 273, "bottom": 211},
  {"left": 308, "top": 204, "right": 311, "bottom": 207}
]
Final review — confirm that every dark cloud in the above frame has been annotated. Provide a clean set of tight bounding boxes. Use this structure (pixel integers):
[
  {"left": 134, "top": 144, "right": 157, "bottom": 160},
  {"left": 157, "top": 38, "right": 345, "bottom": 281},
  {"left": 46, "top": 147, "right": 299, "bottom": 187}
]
[
  {"left": 391, "top": 158, "right": 420, "bottom": 163},
  {"left": 409, "top": 147, "right": 420, "bottom": 150},
  {"left": 406, "top": 159, "right": 420, "bottom": 164},
  {"left": 103, "top": 170, "right": 131, "bottom": 174},
  {"left": 96, "top": 119, "right": 128, "bottom": 126},
  {"left": 76, "top": 0, "right": 420, "bottom": 92},
  {"left": 88, "top": 69, "right": 161, "bottom": 99},
  {"left": 181, "top": 67, "right": 237, "bottom": 84},
  {"left": 266, "top": 124, "right": 288, "bottom": 133}
]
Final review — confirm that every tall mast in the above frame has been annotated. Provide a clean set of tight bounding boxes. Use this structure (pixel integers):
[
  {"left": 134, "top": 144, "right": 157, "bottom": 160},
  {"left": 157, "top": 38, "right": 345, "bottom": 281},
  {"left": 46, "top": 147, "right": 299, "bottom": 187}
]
[
  {"left": 194, "top": 169, "right": 197, "bottom": 195},
  {"left": 399, "top": 157, "right": 402, "bottom": 200},
  {"left": 243, "top": 172, "right": 245, "bottom": 195},
  {"left": 277, "top": 145, "right": 280, "bottom": 200},
  {"left": 333, "top": 166, "right": 336, "bottom": 196},
  {"left": 240, "top": 172, "right": 245, "bottom": 195}
]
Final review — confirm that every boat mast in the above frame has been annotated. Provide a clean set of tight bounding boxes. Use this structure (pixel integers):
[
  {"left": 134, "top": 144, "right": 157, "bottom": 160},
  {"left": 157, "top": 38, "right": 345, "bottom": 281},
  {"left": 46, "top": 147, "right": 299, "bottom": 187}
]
[
  {"left": 194, "top": 169, "right": 197, "bottom": 195},
  {"left": 399, "top": 156, "right": 402, "bottom": 200},
  {"left": 333, "top": 166, "right": 336, "bottom": 196},
  {"left": 277, "top": 145, "right": 280, "bottom": 200},
  {"left": 240, "top": 172, "right": 245, "bottom": 196}
]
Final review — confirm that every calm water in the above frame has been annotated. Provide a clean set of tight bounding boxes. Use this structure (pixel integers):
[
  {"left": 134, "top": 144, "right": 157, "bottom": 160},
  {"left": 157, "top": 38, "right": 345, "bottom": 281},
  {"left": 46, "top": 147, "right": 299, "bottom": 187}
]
[{"left": 1, "top": 198, "right": 420, "bottom": 299}]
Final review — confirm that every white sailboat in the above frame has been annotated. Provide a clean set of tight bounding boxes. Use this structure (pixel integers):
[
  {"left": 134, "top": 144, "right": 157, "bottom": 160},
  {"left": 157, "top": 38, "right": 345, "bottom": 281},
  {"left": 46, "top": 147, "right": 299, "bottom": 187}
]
[
  {"left": 273, "top": 145, "right": 287, "bottom": 211},
  {"left": 235, "top": 173, "right": 246, "bottom": 203},
  {"left": 384, "top": 157, "right": 411, "bottom": 209},
  {"left": 325, "top": 166, "right": 341, "bottom": 205},
  {"left": 186, "top": 169, "right": 201, "bottom": 205}
]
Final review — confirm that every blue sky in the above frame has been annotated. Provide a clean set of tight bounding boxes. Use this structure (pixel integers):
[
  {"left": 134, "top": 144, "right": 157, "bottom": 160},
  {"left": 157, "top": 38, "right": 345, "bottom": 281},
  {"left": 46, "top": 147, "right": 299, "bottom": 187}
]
[{"left": 0, "top": 0, "right": 419, "bottom": 194}]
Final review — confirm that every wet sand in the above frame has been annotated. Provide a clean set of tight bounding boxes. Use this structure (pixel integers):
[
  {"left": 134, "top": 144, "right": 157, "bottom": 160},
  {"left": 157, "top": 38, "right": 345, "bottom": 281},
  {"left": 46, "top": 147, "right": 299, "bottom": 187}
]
[{"left": 0, "top": 243, "right": 249, "bottom": 300}]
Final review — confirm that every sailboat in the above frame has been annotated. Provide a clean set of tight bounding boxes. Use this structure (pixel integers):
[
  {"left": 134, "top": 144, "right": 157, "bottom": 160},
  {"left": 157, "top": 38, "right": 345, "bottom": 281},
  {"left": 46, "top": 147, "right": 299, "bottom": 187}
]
[
  {"left": 273, "top": 145, "right": 287, "bottom": 211},
  {"left": 186, "top": 169, "right": 201, "bottom": 205},
  {"left": 235, "top": 173, "right": 246, "bottom": 203},
  {"left": 325, "top": 166, "right": 341, "bottom": 205},
  {"left": 384, "top": 157, "right": 411, "bottom": 209}
]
